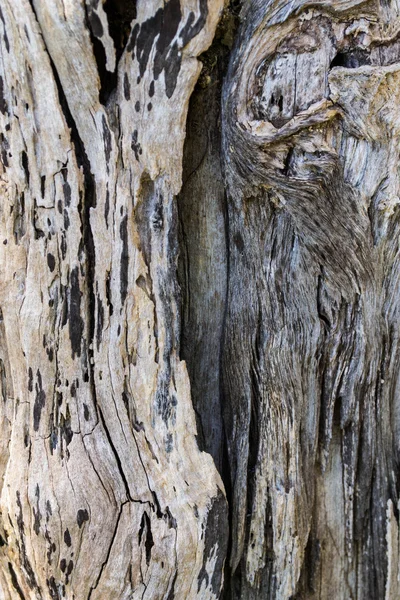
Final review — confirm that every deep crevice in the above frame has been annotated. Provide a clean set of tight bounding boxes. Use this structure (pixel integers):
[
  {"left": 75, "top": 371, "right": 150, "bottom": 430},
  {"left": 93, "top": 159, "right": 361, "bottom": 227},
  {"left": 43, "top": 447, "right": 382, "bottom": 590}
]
[
  {"left": 177, "top": 3, "right": 240, "bottom": 599},
  {"left": 177, "top": 3, "right": 234, "bottom": 467}
]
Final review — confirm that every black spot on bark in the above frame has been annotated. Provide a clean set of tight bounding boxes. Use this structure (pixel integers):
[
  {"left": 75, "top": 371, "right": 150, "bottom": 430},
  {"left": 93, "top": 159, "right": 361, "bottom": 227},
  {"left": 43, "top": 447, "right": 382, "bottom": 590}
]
[
  {"left": 16, "top": 491, "right": 40, "bottom": 591},
  {"left": 155, "top": 0, "right": 182, "bottom": 67},
  {"left": 83, "top": 403, "right": 90, "bottom": 421},
  {"left": 0, "top": 7, "right": 10, "bottom": 53},
  {"left": 61, "top": 233, "right": 67, "bottom": 260},
  {"left": 135, "top": 100, "right": 140, "bottom": 112},
  {"left": 164, "top": 506, "right": 177, "bottom": 529},
  {"left": 28, "top": 367, "right": 33, "bottom": 392},
  {"left": 0, "top": 358, "right": 6, "bottom": 403},
  {"left": 0, "top": 132, "right": 9, "bottom": 167},
  {"left": 33, "top": 484, "right": 41, "bottom": 535},
  {"left": 60, "top": 412, "right": 73, "bottom": 447},
  {"left": 102, "top": 114, "right": 112, "bottom": 167},
  {"left": 104, "top": 0, "right": 137, "bottom": 60},
  {"left": 44, "top": 530, "right": 56, "bottom": 566},
  {"left": 197, "top": 489, "right": 228, "bottom": 595},
  {"left": 87, "top": 7, "right": 103, "bottom": 37},
  {"left": 166, "top": 572, "right": 178, "bottom": 600},
  {"left": 130, "top": 0, "right": 208, "bottom": 99},
  {"left": 179, "top": 0, "right": 208, "bottom": 45},
  {"left": 60, "top": 558, "right": 67, "bottom": 573},
  {"left": 33, "top": 370, "right": 46, "bottom": 431},
  {"left": 65, "top": 560, "right": 73, "bottom": 584},
  {"left": 96, "top": 296, "right": 104, "bottom": 351},
  {"left": 123, "top": 72, "right": 130, "bottom": 100},
  {"left": 77, "top": 508, "right": 89, "bottom": 528},
  {"left": 149, "top": 80, "right": 155, "bottom": 97},
  {"left": 47, "top": 253, "right": 56, "bottom": 272},
  {"left": 104, "top": 188, "right": 110, "bottom": 227},
  {"left": 61, "top": 285, "right": 68, "bottom": 327},
  {"left": 23, "top": 25, "right": 30, "bottom": 43},
  {"left": 69, "top": 266, "right": 83, "bottom": 358},
  {"left": 13, "top": 191, "right": 26, "bottom": 244},
  {"left": 122, "top": 390, "right": 129, "bottom": 413},
  {"left": 50, "top": 427, "right": 58, "bottom": 454},
  {"left": 63, "top": 180, "right": 71, "bottom": 207},
  {"left": 40, "top": 175, "right": 46, "bottom": 198},
  {"left": 119, "top": 215, "right": 129, "bottom": 305},
  {"left": 47, "top": 576, "right": 60, "bottom": 600},
  {"left": 131, "top": 129, "right": 142, "bottom": 161},
  {"left": 64, "top": 529, "right": 72, "bottom": 547},
  {"left": 106, "top": 271, "right": 113, "bottom": 315},
  {"left": 0, "top": 75, "right": 8, "bottom": 115},
  {"left": 8, "top": 563, "right": 25, "bottom": 600},
  {"left": 63, "top": 208, "right": 70, "bottom": 230},
  {"left": 135, "top": 9, "right": 163, "bottom": 78},
  {"left": 148, "top": 102, "right": 152, "bottom": 111},
  {"left": 138, "top": 511, "right": 154, "bottom": 566},
  {"left": 127, "top": 22, "right": 139, "bottom": 54},
  {"left": 21, "top": 151, "right": 29, "bottom": 184}
]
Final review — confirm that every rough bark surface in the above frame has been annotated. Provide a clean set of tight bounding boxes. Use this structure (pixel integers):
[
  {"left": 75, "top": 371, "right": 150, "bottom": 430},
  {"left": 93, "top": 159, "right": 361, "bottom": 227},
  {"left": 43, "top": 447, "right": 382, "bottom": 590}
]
[
  {"left": 1, "top": 0, "right": 400, "bottom": 599},
  {"left": 221, "top": 1, "right": 400, "bottom": 598},
  {"left": 0, "top": 1, "right": 227, "bottom": 599}
]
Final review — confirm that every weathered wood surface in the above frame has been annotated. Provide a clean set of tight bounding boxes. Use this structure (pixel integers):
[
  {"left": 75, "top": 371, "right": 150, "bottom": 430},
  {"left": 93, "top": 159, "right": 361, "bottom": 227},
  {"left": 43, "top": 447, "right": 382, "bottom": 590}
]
[
  {"left": 221, "top": 0, "right": 400, "bottom": 598},
  {"left": 1, "top": 0, "right": 400, "bottom": 598},
  {"left": 0, "top": 1, "right": 228, "bottom": 599}
]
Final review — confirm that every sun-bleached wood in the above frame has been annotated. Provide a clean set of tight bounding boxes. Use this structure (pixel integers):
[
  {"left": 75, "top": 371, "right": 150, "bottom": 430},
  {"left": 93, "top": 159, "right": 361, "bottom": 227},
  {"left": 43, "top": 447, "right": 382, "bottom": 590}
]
[
  {"left": 2, "top": 0, "right": 400, "bottom": 598},
  {"left": 0, "top": 1, "right": 227, "bottom": 599}
]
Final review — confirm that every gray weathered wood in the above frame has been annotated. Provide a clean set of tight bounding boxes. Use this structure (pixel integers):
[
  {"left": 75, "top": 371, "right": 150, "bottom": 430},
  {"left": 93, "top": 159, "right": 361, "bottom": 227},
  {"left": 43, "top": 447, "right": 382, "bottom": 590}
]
[
  {"left": 0, "top": 1, "right": 227, "bottom": 598},
  {"left": 221, "top": 1, "right": 400, "bottom": 598},
  {"left": 1, "top": 0, "right": 400, "bottom": 598}
]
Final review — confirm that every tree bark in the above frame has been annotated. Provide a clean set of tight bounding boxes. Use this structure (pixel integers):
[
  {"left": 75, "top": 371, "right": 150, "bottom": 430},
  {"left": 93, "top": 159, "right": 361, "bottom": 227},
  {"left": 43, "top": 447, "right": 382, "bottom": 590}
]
[
  {"left": 0, "top": 1, "right": 227, "bottom": 599},
  {"left": 220, "top": 2, "right": 400, "bottom": 598},
  {"left": 1, "top": 0, "right": 400, "bottom": 599}
]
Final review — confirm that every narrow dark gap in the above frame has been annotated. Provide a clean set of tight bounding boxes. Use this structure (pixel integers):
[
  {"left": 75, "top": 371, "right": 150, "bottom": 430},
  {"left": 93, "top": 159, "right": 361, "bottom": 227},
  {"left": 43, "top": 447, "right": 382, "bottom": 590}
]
[
  {"left": 177, "top": 3, "right": 240, "bottom": 598},
  {"left": 177, "top": 3, "right": 237, "bottom": 463}
]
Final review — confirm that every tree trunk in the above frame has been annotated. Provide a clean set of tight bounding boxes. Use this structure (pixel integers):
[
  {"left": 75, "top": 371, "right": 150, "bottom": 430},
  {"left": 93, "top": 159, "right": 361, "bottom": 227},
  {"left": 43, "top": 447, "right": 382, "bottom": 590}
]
[
  {"left": 1, "top": 0, "right": 400, "bottom": 599},
  {"left": 0, "top": 1, "right": 227, "bottom": 598}
]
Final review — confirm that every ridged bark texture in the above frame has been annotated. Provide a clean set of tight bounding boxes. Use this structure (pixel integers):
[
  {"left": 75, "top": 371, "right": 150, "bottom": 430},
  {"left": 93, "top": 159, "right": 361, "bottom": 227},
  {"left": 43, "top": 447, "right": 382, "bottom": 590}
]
[
  {"left": 0, "top": 1, "right": 227, "bottom": 599},
  {"left": 1, "top": 0, "right": 400, "bottom": 599}
]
